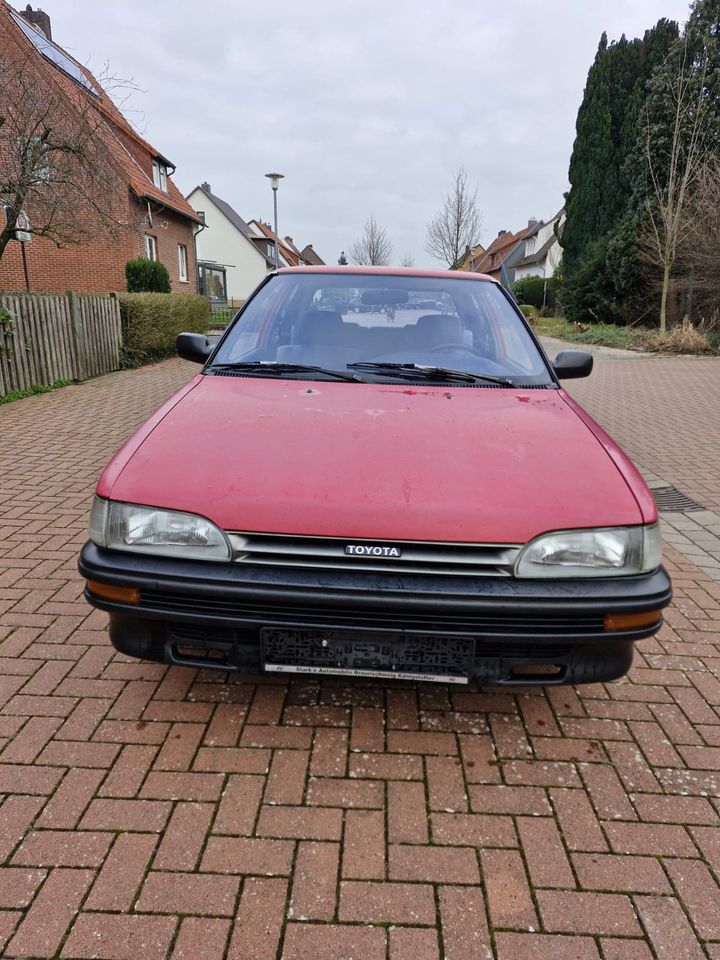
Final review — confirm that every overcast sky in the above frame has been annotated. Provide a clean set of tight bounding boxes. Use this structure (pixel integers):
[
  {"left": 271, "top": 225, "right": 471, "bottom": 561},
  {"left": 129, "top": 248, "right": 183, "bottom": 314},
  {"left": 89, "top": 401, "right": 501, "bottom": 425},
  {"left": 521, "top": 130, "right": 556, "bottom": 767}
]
[{"left": 42, "top": 0, "right": 691, "bottom": 266}]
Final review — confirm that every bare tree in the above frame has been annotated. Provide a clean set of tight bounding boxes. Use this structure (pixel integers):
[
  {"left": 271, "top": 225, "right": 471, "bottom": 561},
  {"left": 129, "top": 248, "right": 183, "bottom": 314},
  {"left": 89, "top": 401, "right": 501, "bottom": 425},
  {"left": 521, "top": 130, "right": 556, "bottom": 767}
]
[
  {"left": 425, "top": 166, "right": 483, "bottom": 269},
  {"left": 348, "top": 214, "right": 393, "bottom": 266},
  {"left": 674, "top": 159, "right": 720, "bottom": 324},
  {"left": 641, "top": 42, "right": 710, "bottom": 334},
  {"left": 400, "top": 252, "right": 414, "bottom": 267},
  {"left": 0, "top": 51, "right": 128, "bottom": 264}
]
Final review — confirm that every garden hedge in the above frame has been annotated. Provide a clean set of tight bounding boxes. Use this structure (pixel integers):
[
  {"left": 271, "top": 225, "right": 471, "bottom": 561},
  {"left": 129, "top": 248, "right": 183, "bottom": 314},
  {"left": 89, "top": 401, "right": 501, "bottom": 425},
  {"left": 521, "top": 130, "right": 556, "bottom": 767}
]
[
  {"left": 511, "top": 275, "right": 559, "bottom": 310},
  {"left": 119, "top": 293, "right": 210, "bottom": 367}
]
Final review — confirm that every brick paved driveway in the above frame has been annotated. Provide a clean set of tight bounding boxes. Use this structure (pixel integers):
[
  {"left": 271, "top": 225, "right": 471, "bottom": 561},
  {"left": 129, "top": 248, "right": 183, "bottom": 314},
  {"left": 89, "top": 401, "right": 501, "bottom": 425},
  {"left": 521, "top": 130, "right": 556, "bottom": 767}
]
[{"left": 1, "top": 356, "right": 720, "bottom": 959}]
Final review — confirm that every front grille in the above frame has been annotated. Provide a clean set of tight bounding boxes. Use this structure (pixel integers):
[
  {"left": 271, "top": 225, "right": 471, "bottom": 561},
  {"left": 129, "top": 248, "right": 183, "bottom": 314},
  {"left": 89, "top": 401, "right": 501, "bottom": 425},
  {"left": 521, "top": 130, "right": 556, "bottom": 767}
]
[
  {"left": 141, "top": 590, "right": 605, "bottom": 637},
  {"left": 226, "top": 532, "right": 520, "bottom": 577}
]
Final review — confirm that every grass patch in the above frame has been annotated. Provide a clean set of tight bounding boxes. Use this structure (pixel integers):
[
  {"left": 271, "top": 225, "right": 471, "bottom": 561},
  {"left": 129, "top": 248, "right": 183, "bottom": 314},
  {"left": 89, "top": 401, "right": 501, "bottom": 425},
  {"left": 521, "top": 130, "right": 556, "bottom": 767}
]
[
  {"left": 0, "top": 378, "right": 71, "bottom": 405},
  {"left": 532, "top": 315, "right": 719, "bottom": 355}
]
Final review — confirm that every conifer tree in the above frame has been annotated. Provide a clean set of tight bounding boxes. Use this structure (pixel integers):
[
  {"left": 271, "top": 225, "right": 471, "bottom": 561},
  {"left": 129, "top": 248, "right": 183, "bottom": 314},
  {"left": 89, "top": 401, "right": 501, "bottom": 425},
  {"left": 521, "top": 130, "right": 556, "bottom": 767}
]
[
  {"left": 562, "top": 34, "right": 613, "bottom": 276},
  {"left": 561, "top": 20, "right": 679, "bottom": 322}
]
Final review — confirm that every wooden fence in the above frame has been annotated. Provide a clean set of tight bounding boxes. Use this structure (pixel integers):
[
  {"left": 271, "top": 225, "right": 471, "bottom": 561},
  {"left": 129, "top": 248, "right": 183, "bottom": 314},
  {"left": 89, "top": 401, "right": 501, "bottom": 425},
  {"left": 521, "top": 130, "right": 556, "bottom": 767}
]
[{"left": 0, "top": 291, "right": 122, "bottom": 396}]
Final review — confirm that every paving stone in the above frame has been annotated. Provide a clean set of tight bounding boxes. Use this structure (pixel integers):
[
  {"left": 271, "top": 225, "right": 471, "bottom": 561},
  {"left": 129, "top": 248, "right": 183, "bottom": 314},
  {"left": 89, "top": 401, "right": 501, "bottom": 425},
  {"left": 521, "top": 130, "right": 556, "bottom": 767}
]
[{"left": 0, "top": 354, "right": 719, "bottom": 959}]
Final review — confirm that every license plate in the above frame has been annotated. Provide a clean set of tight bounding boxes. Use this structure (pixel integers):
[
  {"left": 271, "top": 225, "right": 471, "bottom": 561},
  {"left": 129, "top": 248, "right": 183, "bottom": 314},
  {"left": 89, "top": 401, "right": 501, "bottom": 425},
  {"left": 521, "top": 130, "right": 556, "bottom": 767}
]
[{"left": 261, "top": 627, "right": 472, "bottom": 684}]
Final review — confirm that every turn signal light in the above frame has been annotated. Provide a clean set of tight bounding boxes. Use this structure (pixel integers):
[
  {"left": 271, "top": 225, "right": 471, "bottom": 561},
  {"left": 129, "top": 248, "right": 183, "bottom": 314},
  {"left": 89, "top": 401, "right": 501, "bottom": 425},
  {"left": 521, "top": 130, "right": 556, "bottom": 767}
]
[
  {"left": 604, "top": 610, "right": 661, "bottom": 632},
  {"left": 86, "top": 580, "right": 140, "bottom": 605}
]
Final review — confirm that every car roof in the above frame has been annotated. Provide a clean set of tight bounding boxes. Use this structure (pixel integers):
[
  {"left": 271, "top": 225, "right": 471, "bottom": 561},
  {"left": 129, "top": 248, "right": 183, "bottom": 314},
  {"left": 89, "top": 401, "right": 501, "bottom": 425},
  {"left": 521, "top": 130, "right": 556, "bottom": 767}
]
[{"left": 275, "top": 266, "right": 496, "bottom": 282}]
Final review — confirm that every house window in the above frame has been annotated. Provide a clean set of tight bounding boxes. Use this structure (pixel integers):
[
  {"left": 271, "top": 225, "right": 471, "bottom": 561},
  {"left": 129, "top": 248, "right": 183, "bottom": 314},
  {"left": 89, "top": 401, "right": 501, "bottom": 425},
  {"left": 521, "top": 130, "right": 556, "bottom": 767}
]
[
  {"left": 144, "top": 235, "right": 157, "bottom": 261},
  {"left": 178, "top": 244, "right": 188, "bottom": 282},
  {"left": 198, "top": 262, "right": 227, "bottom": 301},
  {"left": 21, "top": 136, "right": 50, "bottom": 183},
  {"left": 152, "top": 159, "right": 168, "bottom": 193}
]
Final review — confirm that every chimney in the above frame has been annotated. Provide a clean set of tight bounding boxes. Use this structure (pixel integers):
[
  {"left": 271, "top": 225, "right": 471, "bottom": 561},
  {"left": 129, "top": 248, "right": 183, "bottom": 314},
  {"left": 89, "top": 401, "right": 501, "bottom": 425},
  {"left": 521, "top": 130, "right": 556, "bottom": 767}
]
[
  {"left": 19, "top": 5, "right": 51, "bottom": 40},
  {"left": 201, "top": 182, "right": 212, "bottom": 193},
  {"left": 497, "top": 229, "right": 507, "bottom": 238},
  {"left": 528, "top": 217, "right": 538, "bottom": 229}
]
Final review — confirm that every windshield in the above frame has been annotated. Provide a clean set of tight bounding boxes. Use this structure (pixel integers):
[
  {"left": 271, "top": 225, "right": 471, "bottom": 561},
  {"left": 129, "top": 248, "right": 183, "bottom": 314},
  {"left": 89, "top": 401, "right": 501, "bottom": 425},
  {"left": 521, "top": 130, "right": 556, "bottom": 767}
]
[{"left": 210, "top": 273, "right": 553, "bottom": 385}]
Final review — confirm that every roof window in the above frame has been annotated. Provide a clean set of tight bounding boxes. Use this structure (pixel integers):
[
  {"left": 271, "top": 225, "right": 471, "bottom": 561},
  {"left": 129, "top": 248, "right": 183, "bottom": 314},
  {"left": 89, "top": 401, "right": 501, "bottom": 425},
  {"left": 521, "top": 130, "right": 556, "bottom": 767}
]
[
  {"left": 10, "top": 9, "right": 100, "bottom": 97},
  {"left": 152, "top": 159, "right": 169, "bottom": 193}
]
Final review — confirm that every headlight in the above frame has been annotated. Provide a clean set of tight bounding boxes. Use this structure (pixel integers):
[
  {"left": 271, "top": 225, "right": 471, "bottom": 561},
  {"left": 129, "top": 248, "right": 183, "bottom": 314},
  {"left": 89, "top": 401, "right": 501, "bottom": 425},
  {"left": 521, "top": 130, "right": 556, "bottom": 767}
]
[
  {"left": 89, "top": 497, "right": 231, "bottom": 561},
  {"left": 515, "top": 524, "right": 661, "bottom": 578}
]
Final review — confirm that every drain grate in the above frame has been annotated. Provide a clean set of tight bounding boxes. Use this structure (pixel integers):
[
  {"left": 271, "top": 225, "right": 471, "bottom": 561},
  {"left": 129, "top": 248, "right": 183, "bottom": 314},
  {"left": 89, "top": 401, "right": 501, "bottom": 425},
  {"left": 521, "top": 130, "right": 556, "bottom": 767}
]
[{"left": 652, "top": 486, "right": 705, "bottom": 512}]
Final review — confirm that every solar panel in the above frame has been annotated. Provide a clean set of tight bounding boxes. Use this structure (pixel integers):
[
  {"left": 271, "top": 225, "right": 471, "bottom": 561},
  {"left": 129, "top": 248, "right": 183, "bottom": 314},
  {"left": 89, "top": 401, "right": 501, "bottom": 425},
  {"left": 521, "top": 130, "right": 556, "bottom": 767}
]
[{"left": 10, "top": 10, "right": 100, "bottom": 97}]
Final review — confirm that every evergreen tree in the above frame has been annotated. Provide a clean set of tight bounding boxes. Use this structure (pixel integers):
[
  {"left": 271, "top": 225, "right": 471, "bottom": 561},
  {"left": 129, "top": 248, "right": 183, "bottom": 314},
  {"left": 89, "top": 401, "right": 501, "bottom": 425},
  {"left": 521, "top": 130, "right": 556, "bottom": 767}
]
[
  {"left": 562, "top": 34, "right": 614, "bottom": 276},
  {"left": 561, "top": 19, "right": 679, "bottom": 322}
]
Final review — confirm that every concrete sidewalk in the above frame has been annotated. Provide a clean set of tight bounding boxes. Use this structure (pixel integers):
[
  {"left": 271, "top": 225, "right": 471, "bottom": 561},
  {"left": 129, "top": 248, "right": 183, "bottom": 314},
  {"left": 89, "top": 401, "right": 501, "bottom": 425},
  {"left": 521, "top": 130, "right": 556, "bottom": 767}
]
[{"left": 0, "top": 357, "right": 719, "bottom": 959}]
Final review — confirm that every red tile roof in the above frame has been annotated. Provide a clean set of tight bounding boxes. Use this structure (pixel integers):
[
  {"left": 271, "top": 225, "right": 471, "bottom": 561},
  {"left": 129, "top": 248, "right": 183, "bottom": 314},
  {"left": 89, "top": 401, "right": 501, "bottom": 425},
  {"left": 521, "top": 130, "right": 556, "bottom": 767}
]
[
  {"left": 473, "top": 225, "right": 533, "bottom": 279},
  {"left": 4, "top": 2, "right": 201, "bottom": 224}
]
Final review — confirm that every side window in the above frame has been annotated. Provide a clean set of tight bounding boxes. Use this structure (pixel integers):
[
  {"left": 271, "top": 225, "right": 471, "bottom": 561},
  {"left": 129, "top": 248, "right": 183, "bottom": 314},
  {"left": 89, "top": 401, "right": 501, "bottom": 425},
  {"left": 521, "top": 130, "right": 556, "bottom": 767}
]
[{"left": 474, "top": 286, "right": 541, "bottom": 373}]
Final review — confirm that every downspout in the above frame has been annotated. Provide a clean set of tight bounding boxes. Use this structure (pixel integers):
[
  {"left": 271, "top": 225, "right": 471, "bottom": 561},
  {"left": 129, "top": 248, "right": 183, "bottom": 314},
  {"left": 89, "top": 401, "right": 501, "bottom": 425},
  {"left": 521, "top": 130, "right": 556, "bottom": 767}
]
[{"left": 192, "top": 213, "right": 207, "bottom": 295}]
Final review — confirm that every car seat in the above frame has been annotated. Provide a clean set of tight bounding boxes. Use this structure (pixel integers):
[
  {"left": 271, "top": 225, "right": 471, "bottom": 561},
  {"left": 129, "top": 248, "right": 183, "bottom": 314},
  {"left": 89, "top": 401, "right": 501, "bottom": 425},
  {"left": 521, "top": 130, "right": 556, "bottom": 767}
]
[
  {"left": 415, "top": 314, "right": 464, "bottom": 350},
  {"left": 275, "top": 310, "right": 361, "bottom": 368}
]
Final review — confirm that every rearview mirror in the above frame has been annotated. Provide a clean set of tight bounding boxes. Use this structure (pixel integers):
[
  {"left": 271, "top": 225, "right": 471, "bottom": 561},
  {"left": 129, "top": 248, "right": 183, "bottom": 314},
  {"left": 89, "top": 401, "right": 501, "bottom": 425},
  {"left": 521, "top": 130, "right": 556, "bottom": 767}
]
[
  {"left": 552, "top": 349, "right": 593, "bottom": 379},
  {"left": 361, "top": 289, "right": 409, "bottom": 305},
  {"left": 177, "top": 332, "right": 213, "bottom": 364}
]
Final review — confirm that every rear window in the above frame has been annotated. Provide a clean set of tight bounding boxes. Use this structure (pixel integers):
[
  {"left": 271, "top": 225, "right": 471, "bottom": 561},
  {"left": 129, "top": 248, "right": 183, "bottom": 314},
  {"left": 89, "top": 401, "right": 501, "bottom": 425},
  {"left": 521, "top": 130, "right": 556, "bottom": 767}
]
[{"left": 211, "top": 273, "right": 552, "bottom": 385}]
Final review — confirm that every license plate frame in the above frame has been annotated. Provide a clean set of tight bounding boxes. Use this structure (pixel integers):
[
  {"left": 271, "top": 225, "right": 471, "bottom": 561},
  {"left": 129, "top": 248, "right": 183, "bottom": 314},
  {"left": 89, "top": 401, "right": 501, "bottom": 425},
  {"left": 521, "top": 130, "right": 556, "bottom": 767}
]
[{"left": 261, "top": 627, "right": 472, "bottom": 684}]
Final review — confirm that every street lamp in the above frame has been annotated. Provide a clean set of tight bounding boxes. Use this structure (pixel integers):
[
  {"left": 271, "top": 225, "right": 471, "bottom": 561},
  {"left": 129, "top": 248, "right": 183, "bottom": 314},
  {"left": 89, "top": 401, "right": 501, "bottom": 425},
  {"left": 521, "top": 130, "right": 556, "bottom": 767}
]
[{"left": 264, "top": 172, "right": 284, "bottom": 269}]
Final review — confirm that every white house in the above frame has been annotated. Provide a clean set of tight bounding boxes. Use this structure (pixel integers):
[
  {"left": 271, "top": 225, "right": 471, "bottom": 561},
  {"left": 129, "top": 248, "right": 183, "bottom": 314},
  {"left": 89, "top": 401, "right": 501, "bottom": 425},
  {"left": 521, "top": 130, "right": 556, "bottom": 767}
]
[
  {"left": 186, "top": 183, "right": 275, "bottom": 302},
  {"left": 513, "top": 208, "right": 565, "bottom": 281}
]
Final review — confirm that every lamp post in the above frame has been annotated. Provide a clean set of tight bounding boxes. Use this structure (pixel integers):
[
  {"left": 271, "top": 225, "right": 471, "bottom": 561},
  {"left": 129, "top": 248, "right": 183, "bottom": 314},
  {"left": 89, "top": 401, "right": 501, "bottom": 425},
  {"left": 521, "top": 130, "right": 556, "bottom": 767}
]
[{"left": 264, "top": 172, "right": 284, "bottom": 269}]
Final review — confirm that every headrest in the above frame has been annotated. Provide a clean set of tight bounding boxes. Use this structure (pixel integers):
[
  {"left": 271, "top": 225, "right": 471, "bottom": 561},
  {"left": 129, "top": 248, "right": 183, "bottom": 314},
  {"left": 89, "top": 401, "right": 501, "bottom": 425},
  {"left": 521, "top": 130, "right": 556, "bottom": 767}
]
[
  {"left": 295, "top": 310, "right": 345, "bottom": 344},
  {"left": 415, "top": 314, "right": 463, "bottom": 345}
]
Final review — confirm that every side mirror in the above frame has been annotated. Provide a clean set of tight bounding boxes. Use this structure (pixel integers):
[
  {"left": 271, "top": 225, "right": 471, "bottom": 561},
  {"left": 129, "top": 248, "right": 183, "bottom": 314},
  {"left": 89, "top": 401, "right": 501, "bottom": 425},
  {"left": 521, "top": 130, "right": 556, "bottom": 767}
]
[
  {"left": 177, "top": 332, "right": 212, "bottom": 364},
  {"left": 553, "top": 349, "right": 593, "bottom": 380}
]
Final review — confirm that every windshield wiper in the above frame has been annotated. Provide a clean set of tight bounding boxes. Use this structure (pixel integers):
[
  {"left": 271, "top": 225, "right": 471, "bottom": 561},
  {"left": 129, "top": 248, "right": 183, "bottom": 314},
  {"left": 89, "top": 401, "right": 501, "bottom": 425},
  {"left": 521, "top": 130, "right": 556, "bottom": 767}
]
[
  {"left": 209, "top": 361, "right": 364, "bottom": 383},
  {"left": 346, "top": 362, "right": 514, "bottom": 386}
]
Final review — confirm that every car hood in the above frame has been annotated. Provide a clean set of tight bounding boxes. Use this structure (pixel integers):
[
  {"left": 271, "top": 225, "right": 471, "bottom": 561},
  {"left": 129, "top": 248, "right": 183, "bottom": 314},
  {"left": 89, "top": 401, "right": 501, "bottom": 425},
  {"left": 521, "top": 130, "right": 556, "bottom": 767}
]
[{"left": 100, "top": 374, "right": 649, "bottom": 543}]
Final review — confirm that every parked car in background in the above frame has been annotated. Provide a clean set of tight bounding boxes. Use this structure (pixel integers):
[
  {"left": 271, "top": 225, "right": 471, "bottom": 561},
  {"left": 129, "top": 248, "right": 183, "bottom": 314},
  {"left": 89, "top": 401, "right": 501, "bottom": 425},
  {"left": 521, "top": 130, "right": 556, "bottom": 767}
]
[
  {"left": 347, "top": 296, "right": 374, "bottom": 313},
  {"left": 80, "top": 267, "right": 671, "bottom": 687}
]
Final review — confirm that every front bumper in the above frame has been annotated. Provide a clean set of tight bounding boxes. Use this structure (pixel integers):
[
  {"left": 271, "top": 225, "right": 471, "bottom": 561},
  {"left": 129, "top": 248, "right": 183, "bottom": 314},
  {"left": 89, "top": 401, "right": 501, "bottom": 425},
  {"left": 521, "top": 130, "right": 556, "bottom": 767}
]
[{"left": 79, "top": 542, "right": 672, "bottom": 686}]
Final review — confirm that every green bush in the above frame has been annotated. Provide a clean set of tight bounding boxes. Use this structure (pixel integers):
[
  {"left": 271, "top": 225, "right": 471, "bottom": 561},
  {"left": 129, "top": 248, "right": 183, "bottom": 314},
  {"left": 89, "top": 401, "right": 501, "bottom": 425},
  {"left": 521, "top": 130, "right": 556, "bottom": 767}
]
[
  {"left": 119, "top": 293, "right": 210, "bottom": 367},
  {"left": 125, "top": 258, "right": 171, "bottom": 293},
  {"left": 517, "top": 303, "right": 536, "bottom": 319},
  {"left": 511, "top": 275, "right": 559, "bottom": 309}
]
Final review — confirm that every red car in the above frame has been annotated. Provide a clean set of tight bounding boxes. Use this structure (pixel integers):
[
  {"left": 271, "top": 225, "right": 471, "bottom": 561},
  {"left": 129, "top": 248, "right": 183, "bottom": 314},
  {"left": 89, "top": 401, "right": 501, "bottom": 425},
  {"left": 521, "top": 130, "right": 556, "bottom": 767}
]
[{"left": 80, "top": 267, "right": 671, "bottom": 686}]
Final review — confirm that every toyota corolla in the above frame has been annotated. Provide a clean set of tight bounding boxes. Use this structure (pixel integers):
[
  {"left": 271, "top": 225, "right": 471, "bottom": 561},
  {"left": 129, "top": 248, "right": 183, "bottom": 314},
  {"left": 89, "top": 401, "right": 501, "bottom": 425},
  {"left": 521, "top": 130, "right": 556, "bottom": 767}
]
[{"left": 79, "top": 267, "right": 671, "bottom": 686}]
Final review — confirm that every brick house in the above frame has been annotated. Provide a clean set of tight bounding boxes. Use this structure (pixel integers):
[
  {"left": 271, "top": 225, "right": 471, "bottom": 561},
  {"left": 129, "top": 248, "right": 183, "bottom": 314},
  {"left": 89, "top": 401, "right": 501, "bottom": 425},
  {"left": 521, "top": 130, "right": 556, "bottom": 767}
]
[{"left": 0, "top": 3, "right": 201, "bottom": 294}]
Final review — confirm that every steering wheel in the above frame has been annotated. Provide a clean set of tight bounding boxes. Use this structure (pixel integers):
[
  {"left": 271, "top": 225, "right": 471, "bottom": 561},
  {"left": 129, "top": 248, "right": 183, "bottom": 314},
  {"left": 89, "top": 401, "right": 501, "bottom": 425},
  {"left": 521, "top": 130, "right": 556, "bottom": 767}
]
[{"left": 429, "top": 343, "right": 485, "bottom": 356}]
